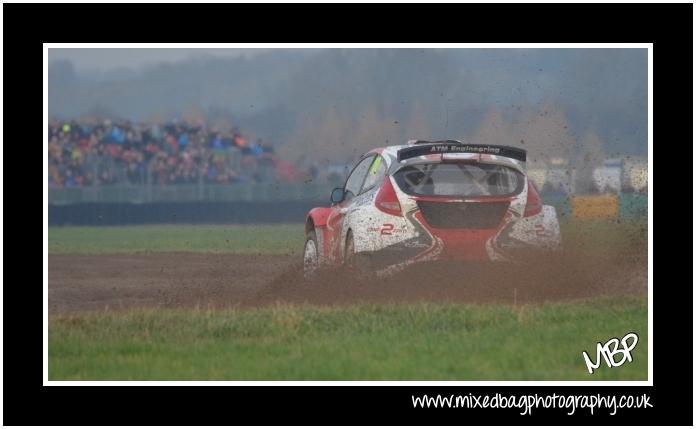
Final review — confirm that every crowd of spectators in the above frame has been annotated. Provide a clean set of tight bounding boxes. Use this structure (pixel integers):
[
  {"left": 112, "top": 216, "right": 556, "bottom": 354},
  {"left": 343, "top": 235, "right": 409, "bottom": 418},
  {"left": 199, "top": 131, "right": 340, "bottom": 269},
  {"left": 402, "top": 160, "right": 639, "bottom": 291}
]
[{"left": 48, "top": 118, "right": 308, "bottom": 188}]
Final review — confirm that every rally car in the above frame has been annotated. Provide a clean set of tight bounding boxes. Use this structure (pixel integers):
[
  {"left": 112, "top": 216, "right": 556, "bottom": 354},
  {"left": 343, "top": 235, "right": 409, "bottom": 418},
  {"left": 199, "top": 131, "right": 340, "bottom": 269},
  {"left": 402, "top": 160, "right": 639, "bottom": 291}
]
[{"left": 303, "top": 140, "right": 561, "bottom": 278}]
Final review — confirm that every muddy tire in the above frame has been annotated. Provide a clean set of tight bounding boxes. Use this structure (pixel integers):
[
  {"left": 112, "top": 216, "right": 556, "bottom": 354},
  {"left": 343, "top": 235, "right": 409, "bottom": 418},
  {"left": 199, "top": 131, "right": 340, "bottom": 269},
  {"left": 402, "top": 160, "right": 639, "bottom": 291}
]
[{"left": 303, "top": 230, "right": 320, "bottom": 280}]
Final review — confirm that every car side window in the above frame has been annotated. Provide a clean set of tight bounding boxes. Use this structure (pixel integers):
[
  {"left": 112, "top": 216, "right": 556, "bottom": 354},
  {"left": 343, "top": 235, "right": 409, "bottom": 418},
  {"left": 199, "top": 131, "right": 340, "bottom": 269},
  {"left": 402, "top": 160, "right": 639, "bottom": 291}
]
[
  {"left": 360, "top": 155, "right": 387, "bottom": 193},
  {"left": 344, "top": 156, "right": 375, "bottom": 200}
]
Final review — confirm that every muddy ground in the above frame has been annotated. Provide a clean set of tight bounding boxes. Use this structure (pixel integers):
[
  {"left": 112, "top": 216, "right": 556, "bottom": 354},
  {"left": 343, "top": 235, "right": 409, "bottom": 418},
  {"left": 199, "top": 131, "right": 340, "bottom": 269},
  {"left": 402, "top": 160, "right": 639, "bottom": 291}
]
[{"left": 48, "top": 244, "right": 647, "bottom": 313}]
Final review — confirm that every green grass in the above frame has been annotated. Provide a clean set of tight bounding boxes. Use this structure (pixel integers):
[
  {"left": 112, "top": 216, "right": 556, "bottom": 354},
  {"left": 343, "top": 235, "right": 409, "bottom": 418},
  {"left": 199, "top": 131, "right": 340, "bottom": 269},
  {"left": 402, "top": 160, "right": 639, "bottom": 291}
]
[
  {"left": 48, "top": 224, "right": 304, "bottom": 255},
  {"left": 49, "top": 295, "right": 648, "bottom": 381}
]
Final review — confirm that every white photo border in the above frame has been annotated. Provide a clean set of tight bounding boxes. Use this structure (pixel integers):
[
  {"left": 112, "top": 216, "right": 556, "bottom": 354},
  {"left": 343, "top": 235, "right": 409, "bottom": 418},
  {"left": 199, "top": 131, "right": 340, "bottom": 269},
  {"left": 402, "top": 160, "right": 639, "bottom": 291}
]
[{"left": 43, "top": 42, "right": 653, "bottom": 387}]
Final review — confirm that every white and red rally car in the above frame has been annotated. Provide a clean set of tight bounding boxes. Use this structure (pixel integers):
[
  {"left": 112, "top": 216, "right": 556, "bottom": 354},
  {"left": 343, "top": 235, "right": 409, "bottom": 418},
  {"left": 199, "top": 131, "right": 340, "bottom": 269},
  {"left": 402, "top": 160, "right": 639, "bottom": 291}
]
[{"left": 303, "top": 140, "right": 561, "bottom": 278}]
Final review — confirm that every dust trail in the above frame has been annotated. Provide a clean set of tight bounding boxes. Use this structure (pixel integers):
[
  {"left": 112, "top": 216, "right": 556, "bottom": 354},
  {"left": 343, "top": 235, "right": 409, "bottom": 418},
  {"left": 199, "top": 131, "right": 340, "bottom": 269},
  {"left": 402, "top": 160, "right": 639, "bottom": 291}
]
[{"left": 48, "top": 222, "right": 647, "bottom": 313}]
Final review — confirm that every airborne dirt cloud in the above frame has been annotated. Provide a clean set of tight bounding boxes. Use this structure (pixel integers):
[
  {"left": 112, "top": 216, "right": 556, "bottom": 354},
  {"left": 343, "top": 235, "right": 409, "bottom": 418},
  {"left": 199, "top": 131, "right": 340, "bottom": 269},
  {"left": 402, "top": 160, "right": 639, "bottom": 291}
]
[{"left": 48, "top": 222, "right": 647, "bottom": 313}]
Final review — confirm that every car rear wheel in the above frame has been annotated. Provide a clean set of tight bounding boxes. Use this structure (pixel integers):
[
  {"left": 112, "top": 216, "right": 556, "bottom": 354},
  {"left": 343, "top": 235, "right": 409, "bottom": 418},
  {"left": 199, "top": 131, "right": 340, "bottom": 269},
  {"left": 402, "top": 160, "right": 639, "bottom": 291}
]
[
  {"left": 344, "top": 230, "right": 355, "bottom": 266},
  {"left": 303, "top": 230, "right": 320, "bottom": 279}
]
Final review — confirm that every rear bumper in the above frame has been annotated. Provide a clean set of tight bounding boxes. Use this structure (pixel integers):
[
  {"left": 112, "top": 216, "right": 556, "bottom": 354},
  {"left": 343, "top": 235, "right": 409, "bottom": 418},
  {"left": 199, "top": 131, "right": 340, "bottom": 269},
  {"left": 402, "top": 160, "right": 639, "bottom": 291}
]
[
  {"left": 363, "top": 237, "right": 556, "bottom": 277},
  {"left": 363, "top": 205, "right": 562, "bottom": 274}
]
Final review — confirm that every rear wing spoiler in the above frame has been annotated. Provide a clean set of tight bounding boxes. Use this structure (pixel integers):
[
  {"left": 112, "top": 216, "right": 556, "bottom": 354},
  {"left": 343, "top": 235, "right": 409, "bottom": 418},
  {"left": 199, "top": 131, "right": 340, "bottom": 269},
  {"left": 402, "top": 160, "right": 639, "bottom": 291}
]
[{"left": 397, "top": 143, "right": 526, "bottom": 163}]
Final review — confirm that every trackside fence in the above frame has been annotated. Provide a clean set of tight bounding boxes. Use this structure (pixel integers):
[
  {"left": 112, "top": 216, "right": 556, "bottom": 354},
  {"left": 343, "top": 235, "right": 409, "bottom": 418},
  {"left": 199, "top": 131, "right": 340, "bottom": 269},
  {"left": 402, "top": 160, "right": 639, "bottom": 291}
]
[{"left": 48, "top": 184, "right": 647, "bottom": 226}]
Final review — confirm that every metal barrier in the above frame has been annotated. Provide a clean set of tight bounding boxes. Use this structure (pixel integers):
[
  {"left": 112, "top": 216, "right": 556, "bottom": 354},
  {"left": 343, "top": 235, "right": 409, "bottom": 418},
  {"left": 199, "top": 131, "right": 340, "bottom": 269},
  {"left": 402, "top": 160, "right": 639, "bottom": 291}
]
[
  {"left": 48, "top": 182, "right": 340, "bottom": 205},
  {"left": 48, "top": 200, "right": 325, "bottom": 226}
]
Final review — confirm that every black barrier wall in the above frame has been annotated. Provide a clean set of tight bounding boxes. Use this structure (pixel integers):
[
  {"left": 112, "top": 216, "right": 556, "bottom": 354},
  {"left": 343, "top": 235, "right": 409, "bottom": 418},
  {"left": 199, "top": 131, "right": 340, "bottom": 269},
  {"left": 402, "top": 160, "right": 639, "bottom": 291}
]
[
  {"left": 48, "top": 200, "right": 324, "bottom": 226},
  {"left": 48, "top": 194, "right": 647, "bottom": 226}
]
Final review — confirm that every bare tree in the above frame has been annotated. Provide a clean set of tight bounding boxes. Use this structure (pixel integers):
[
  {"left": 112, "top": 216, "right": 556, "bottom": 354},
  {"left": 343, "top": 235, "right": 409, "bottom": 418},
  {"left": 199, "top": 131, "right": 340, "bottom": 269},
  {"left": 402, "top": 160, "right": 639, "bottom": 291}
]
[
  {"left": 512, "top": 103, "right": 576, "bottom": 168},
  {"left": 575, "top": 130, "right": 606, "bottom": 193},
  {"left": 352, "top": 104, "right": 400, "bottom": 159},
  {"left": 404, "top": 103, "right": 431, "bottom": 141},
  {"left": 471, "top": 109, "right": 513, "bottom": 147}
]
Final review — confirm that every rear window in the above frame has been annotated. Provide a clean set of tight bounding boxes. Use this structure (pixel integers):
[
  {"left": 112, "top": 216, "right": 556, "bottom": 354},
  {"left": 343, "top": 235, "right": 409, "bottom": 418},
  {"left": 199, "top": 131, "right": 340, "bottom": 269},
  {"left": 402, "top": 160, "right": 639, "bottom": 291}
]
[{"left": 393, "top": 162, "right": 524, "bottom": 197}]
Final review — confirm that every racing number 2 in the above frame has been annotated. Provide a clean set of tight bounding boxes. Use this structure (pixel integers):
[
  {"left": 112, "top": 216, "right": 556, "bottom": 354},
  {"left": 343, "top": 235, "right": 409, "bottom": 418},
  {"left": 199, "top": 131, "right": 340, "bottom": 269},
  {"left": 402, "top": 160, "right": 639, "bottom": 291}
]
[
  {"left": 380, "top": 223, "right": 394, "bottom": 235},
  {"left": 368, "top": 223, "right": 396, "bottom": 235}
]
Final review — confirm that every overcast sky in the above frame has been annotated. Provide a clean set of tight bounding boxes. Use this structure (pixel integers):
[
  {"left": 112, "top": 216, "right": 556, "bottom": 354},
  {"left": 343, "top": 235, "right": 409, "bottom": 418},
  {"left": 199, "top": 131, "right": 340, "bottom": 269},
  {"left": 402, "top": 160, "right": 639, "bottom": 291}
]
[{"left": 48, "top": 48, "right": 272, "bottom": 72}]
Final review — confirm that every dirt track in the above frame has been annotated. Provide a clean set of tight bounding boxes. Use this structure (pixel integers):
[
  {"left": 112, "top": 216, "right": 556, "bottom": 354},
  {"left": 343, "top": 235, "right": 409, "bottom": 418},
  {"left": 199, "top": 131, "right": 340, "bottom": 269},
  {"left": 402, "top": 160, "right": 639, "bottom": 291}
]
[{"left": 49, "top": 243, "right": 647, "bottom": 313}]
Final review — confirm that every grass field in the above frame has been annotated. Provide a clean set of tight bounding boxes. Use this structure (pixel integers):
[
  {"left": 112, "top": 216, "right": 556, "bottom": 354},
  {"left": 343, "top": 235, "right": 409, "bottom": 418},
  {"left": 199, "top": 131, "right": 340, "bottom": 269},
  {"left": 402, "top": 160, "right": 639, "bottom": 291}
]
[
  {"left": 48, "top": 224, "right": 302, "bottom": 255},
  {"left": 48, "top": 220, "right": 648, "bottom": 381},
  {"left": 47, "top": 219, "right": 646, "bottom": 256},
  {"left": 49, "top": 295, "right": 647, "bottom": 381}
]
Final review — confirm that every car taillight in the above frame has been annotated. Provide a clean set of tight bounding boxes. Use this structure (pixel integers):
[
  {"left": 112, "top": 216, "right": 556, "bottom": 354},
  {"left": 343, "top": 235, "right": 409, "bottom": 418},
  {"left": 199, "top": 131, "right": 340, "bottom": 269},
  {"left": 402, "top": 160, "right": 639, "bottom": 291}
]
[
  {"left": 524, "top": 179, "right": 543, "bottom": 217},
  {"left": 375, "top": 176, "right": 403, "bottom": 217}
]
